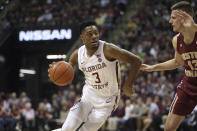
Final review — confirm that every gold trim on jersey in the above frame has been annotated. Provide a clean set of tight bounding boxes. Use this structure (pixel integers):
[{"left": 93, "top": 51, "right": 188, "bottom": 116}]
[{"left": 170, "top": 94, "right": 178, "bottom": 113}]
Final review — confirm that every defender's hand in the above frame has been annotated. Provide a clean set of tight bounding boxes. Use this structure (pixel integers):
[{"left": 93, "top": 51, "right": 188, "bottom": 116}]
[{"left": 140, "top": 64, "right": 155, "bottom": 72}]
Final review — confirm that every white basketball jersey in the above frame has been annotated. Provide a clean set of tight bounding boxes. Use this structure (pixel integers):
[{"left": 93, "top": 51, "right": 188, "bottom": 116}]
[{"left": 78, "top": 40, "right": 121, "bottom": 98}]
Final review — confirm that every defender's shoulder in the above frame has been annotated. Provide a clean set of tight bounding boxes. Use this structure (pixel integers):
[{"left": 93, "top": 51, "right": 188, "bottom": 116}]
[
  {"left": 172, "top": 34, "right": 179, "bottom": 42},
  {"left": 172, "top": 34, "right": 180, "bottom": 49}
]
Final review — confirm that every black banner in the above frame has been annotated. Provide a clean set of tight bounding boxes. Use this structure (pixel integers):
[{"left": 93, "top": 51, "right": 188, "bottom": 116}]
[{"left": 15, "top": 25, "right": 79, "bottom": 54}]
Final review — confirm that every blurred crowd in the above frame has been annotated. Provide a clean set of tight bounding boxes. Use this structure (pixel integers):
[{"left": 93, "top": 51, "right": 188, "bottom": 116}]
[
  {"left": 1, "top": 85, "right": 197, "bottom": 131},
  {"left": 0, "top": 0, "right": 128, "bottom": 40},
  {"left": 1, "top": 0, "right": 197, "bottom": 131}
]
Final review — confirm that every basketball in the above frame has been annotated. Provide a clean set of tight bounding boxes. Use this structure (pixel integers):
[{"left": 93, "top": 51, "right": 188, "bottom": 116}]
[{"left": 49, "top": 61, "right": 74, "bottom": 86}]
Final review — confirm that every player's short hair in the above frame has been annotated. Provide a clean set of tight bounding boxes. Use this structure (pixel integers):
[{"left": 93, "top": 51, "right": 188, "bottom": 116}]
[
  {"left": 171, "top": 1, "right": 194, "bottom": 17},
  {"left": 79, "top": 21, "right": 97, "bottom": 34}
]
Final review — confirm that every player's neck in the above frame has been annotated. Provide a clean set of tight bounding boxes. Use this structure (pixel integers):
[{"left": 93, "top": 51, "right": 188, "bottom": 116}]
[
  {"left": 86, "top": 49, "right": 97, "bottom": 57},
  {"left": 180, "top": 29, "right": 196, "bottom": 44}
]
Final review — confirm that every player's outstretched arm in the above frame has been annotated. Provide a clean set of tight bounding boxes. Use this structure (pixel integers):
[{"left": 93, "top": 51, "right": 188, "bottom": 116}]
[
  {"left": 141, "top": 35, "right": 183, "bottom": 72},
  {"left": 140, "top": 64, "right": 157, "bottom": 72},
  {"left": 68, "top": 49, "right": 78, "bottom": 70},
  {"left": 140, "top": 59, "right": 181, "bottom": 72},
  {"left": 104, "top": 43, "right": 142, "bottom": 96}
]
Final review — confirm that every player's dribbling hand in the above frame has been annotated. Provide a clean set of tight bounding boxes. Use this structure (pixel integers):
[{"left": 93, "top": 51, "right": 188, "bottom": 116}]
[
  {"left": 48, "top": 62, "right": 56, "bottom": 76},
  {"left": 49, "top": 62, "right": 56, "bottom": 68},
  {"left": 140, "top": 64, "right": 155, "bottom": 72}
]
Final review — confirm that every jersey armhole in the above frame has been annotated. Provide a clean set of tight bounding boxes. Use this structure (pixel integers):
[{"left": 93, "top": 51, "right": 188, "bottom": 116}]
[{"left": 103, "top": 42, "right": 117, "bottom": 62}]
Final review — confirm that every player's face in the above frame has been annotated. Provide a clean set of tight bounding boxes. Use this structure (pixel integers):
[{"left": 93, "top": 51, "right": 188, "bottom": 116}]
[
  {"left": 169, "top": 10, "right": 182, "bottom": 32},
  {"left": 81, "top": 25, "right": 99, "bottom": 50}
]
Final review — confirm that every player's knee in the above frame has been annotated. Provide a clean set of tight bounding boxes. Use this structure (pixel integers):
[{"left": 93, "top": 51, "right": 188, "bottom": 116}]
[{"left": 92, "top": 116, "right": 107, "bottom": 126}]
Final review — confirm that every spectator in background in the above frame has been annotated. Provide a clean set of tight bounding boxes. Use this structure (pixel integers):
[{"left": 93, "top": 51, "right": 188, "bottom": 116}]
[
  {"left": 22, "top": 102, "right": 35, "bottom": 130},
  {"left": 117, "top": 99, "right": 134, "bottom": 130},
  {"left": 0, "top": 103, "right": 17, "bottom": 131},
  {"left": 10, "top": 104, "right": 21, "bottom": 130},
  {"left": 19, "top": 92, "right": 31, "bottom": 104},
  {"left": 43, "top": 98, "right": 52, "bottom": 113},
  {"left": 8, "top": 92, "right": 19, "bottom": 107},
  {"left": 59, "top": 100, "right": 69, "bottom": 125},
  {"left": 116, "top": 0, "right": 127, "bottom": 15},
  {"left": 36, "top": 102, "right": 53, "bottom": 131}
]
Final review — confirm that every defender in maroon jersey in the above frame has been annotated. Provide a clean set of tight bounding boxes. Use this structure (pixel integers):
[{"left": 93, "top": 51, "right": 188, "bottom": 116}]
[{"left": 140, "top": 1, "right": 197, "bottom": 131}]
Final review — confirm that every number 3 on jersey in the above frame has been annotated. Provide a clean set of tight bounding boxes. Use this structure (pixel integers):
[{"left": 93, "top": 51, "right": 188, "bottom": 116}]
[{"left": 92, "top": 72, "right": 101, "bottom": 83}]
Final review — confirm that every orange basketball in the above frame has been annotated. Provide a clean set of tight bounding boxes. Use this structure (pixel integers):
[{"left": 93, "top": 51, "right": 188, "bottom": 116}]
[{"left": 49, "top": 61, "right": 74, "bottom": 86}]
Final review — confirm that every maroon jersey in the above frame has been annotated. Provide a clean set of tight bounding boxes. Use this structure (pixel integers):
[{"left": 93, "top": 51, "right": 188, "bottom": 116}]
[{"left": 177, "top": 32, "right": 197, "bottom": 96}]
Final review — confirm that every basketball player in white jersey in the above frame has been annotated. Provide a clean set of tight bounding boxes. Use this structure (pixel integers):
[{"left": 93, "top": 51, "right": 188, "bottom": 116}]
[{"left": 50, "top": 21, "right": 142, "bottom": 131}]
